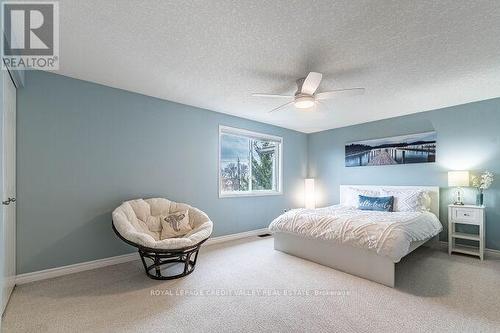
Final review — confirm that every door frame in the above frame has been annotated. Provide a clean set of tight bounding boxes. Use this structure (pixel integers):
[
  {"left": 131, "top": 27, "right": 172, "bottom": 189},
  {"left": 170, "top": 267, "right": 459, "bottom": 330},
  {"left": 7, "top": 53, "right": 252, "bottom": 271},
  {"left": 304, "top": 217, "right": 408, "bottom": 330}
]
[{"left": 1, "top": 67, "right": 17, "bottom": 316}]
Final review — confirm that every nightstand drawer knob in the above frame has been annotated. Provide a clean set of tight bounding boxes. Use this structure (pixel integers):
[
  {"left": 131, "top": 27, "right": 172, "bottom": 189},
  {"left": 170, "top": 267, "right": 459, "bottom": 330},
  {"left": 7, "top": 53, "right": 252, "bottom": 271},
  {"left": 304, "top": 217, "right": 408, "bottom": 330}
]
[{"left": 453, "top": 209, "right": 477, "bottom": 221}]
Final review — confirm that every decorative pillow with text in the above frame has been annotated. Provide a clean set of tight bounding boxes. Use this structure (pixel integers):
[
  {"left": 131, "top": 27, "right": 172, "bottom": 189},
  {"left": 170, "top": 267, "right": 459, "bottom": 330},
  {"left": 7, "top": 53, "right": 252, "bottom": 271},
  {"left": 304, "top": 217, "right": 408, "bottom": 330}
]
[{"left": 358, "top": 195, "right": 394, "bottom": 212}]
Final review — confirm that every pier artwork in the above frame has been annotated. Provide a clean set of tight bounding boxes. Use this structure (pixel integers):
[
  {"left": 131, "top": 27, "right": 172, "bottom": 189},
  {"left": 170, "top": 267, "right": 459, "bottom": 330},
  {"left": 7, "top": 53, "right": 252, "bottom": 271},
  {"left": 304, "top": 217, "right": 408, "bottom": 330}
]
[{"left": 345, "top": 132, "right": 436, "bottom": 167}]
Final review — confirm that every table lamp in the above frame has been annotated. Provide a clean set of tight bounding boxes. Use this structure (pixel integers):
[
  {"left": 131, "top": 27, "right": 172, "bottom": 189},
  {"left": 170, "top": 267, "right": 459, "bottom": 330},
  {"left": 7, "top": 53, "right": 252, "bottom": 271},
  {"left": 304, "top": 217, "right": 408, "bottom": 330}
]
[{"left": 448, "top": 171, "right": 470, "bottom": 205}]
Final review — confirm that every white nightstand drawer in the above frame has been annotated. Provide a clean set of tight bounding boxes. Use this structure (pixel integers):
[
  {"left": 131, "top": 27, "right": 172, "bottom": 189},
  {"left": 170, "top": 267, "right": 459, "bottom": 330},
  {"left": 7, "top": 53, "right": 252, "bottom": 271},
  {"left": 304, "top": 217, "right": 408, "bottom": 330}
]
[{"left": 452, "top": 208, "right": 478, "bottom": 222}]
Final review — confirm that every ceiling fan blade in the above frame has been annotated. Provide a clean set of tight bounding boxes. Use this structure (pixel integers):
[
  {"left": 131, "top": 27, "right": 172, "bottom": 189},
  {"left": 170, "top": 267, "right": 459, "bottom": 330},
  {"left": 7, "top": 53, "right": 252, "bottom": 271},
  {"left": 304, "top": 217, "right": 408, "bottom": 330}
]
[
  {"left": 252, "top": 93, "right": 294, "bottom": 98},
  {"left": 301, "top": 72, "right": 323, "bottom": 95},
  {"left": 268, "top": 101, "right": 294, "bottom": 113},
  {"left": 316, "top": 88, "right": 365, "bottom": 100}
]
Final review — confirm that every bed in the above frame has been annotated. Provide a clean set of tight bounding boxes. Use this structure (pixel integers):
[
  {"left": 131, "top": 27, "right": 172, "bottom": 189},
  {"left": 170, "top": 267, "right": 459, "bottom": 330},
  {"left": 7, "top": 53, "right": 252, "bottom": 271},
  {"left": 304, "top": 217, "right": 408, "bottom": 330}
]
[{"left": 269, "top": 185, "right": 443, "bottom": 287}]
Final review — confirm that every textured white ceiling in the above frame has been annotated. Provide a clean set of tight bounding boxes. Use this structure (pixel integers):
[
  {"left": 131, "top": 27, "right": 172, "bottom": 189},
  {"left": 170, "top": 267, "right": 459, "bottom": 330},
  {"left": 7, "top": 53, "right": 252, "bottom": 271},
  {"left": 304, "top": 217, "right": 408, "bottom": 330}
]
[{"left": 54, "top": 0, "right": 500, "bottom": 133}]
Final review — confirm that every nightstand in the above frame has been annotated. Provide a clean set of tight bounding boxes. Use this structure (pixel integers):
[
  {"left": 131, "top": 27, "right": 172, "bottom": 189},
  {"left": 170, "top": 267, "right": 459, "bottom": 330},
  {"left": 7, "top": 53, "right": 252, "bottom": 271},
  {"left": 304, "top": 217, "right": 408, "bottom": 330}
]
[{"left": 448, "top": 204, "right": 485, "bottom": 260}]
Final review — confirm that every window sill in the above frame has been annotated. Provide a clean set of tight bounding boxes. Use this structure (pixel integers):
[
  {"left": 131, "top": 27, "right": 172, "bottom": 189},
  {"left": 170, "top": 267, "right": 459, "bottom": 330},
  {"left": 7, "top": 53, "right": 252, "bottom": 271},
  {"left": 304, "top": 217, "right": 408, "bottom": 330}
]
[{"left": 219, "top": 191, "right": 283, "bottom": 198}]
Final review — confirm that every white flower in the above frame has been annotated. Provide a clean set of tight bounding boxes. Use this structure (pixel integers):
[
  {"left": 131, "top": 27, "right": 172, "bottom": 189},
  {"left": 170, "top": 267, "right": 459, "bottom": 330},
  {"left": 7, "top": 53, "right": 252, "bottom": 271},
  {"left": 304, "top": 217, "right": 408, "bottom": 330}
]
[{"left": 472, "top": 171, "right": 494, "bottom": 192}]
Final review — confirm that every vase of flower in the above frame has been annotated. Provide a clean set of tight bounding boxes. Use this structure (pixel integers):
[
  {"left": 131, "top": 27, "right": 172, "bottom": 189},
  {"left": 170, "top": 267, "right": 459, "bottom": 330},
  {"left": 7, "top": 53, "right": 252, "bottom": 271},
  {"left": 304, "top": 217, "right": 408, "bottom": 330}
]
[
  {"left": 476, "top": 191, "right": 484, "bottom": 206},
  {"left": 472, "top": 171, "right": 494, "bottom": 207}
]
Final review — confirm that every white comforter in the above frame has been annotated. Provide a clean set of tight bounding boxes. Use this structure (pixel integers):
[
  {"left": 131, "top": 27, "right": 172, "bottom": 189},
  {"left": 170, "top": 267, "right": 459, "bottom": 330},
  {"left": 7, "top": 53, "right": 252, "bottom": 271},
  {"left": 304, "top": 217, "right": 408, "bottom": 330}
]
[{"left": 268, "top": 205, "right": 442, "bottom": 262}]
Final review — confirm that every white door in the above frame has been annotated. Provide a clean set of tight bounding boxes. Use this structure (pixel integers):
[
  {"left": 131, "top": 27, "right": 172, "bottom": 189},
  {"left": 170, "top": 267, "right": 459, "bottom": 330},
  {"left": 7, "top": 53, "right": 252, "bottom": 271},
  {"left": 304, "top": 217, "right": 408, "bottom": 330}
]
[{"left": 1, "top": 70, "right": 16, "bottom": 314}]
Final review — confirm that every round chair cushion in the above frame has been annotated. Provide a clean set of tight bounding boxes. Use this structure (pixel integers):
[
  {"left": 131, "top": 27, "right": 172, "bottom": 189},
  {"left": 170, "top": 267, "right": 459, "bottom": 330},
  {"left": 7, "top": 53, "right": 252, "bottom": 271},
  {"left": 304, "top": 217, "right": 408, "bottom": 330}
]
[{"left": 112, "top": 198, "right": 213, "bottom": 250}]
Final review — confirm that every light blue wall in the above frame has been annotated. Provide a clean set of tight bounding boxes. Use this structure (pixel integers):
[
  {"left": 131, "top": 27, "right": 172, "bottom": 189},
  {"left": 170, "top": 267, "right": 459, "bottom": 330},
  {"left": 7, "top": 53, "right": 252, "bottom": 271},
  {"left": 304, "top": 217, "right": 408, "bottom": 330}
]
[
  {"left": 17, "top": 71, "right": 308, "bottom": 274},
  {"left": 308, "top": 98, "right": 500, "bottom": 249}
]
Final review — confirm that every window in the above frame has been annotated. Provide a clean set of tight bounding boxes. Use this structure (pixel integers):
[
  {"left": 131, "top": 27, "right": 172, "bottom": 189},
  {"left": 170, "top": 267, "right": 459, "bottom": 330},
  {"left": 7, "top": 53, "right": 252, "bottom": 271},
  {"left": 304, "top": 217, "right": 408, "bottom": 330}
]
[{"left": 219, "top": 126, "right": 282, "bottom": 197}]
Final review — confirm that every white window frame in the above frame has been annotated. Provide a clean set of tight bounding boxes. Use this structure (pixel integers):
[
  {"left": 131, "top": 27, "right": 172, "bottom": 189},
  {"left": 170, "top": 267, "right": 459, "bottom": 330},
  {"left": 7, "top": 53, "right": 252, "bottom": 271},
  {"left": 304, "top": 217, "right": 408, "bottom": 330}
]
[{"left": 218, "top": 125, "right": 283, "bottom": 198}]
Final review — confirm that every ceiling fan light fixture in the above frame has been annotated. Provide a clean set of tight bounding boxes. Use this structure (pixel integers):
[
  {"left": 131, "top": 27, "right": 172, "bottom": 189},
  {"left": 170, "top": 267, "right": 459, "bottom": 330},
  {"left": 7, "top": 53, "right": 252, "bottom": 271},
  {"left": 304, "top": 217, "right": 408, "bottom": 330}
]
[
  {"left": 294, "top": 96, "right": 315, "bottom": 109},
  {"left": 252, "top": 71, "right": 365, "bottom": 113}
]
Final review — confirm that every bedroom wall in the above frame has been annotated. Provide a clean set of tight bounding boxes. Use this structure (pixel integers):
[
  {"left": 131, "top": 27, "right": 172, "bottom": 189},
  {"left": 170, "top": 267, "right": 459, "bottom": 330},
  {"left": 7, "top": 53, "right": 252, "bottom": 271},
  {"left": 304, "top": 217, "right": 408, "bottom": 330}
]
[
  {"left": 308, "top": 98, "right": 500, "bottom": 250},
  {"left": 17, "top": 71, "right": 308, "bottom": 274}
]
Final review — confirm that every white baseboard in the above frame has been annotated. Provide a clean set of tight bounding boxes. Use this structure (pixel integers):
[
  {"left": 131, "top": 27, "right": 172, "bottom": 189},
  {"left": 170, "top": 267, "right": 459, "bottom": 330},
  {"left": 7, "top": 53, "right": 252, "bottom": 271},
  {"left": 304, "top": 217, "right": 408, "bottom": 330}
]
[
  {"left": 204, "top": 228, "right": 269, "bottom": 246},
  {"left": 15, "top": 227, "right": 270, "bottom": 285},
  {"left": 15, "top": 252, "right": 140, "bottom": 285},
  {"left": 439, "top": 241, "right": 500, "bottom": 259}
]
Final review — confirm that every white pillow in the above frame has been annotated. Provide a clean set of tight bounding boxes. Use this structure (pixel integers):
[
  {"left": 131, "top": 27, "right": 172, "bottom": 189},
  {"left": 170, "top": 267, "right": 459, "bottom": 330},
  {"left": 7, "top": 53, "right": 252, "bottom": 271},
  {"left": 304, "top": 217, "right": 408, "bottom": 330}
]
[
  {"left": 381, "top": 189, "right": 430, "bottom": 212},
  {"left": 160, "top": 210, "right": 192, "bottom": 239},
  {"left": 343, "top": 187, "right": 381, "bottom": 208}
]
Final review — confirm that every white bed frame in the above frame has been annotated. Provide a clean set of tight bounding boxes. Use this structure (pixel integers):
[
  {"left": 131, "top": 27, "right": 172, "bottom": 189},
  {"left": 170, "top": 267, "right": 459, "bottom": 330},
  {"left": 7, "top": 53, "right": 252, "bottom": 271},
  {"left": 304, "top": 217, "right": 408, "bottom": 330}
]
[{"left": 273, "top": 185, "right": 440, "bottom": 287}]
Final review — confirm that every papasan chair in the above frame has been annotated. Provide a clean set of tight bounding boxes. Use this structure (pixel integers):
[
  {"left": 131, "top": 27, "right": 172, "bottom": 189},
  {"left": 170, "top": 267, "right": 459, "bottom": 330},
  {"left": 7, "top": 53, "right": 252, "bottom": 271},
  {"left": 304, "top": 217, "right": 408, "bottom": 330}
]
[{"left": 112, "top": 198, "right": 213, "bottom": 280}]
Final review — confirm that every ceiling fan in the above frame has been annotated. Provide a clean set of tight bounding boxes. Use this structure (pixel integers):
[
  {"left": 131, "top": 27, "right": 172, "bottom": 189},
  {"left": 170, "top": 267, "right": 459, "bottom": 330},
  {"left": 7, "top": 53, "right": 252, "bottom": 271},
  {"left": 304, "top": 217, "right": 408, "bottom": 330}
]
[{"left": 252, "top": 72, "right": 365, "bottom": 113}]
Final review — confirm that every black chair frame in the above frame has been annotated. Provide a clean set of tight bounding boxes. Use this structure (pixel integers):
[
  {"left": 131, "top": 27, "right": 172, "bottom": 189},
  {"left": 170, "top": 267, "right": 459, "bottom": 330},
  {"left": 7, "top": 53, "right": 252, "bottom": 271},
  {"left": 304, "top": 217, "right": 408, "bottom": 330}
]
[{"left": 112, "top": 223, "right": 208, "bottom": 280}]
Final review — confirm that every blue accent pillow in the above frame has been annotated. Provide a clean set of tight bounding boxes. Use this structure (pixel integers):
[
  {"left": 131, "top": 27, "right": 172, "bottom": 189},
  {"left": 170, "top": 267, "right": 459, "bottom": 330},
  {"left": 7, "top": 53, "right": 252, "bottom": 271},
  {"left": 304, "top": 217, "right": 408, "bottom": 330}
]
[{"left": 358, "top": 195, "right": 394, "bottom": 212}]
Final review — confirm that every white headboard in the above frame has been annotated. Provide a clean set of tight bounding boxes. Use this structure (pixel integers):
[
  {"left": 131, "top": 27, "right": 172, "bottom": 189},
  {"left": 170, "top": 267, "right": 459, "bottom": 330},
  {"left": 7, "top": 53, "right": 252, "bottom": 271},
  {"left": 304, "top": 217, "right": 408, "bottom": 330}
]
[{"left": 339, "top": 185, "right": 440, "bottom": 218}]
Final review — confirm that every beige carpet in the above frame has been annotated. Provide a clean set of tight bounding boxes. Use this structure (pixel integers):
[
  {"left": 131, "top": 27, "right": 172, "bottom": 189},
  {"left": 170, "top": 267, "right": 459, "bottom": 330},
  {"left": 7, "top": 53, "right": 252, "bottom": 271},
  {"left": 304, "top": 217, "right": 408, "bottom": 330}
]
[{"left": 3, "top": 237, "right": 500, "bottom": 332}]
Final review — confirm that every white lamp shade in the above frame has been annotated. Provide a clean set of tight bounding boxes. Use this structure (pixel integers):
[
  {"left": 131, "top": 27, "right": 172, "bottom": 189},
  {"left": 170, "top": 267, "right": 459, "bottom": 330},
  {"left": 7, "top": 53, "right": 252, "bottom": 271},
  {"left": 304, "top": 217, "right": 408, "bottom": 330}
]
[
  {"left": 304, "top": 178, "right": 315, "bottom": 209},
  {"left": 448, "top": 171, "right": 470, "bottom": 187}
]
